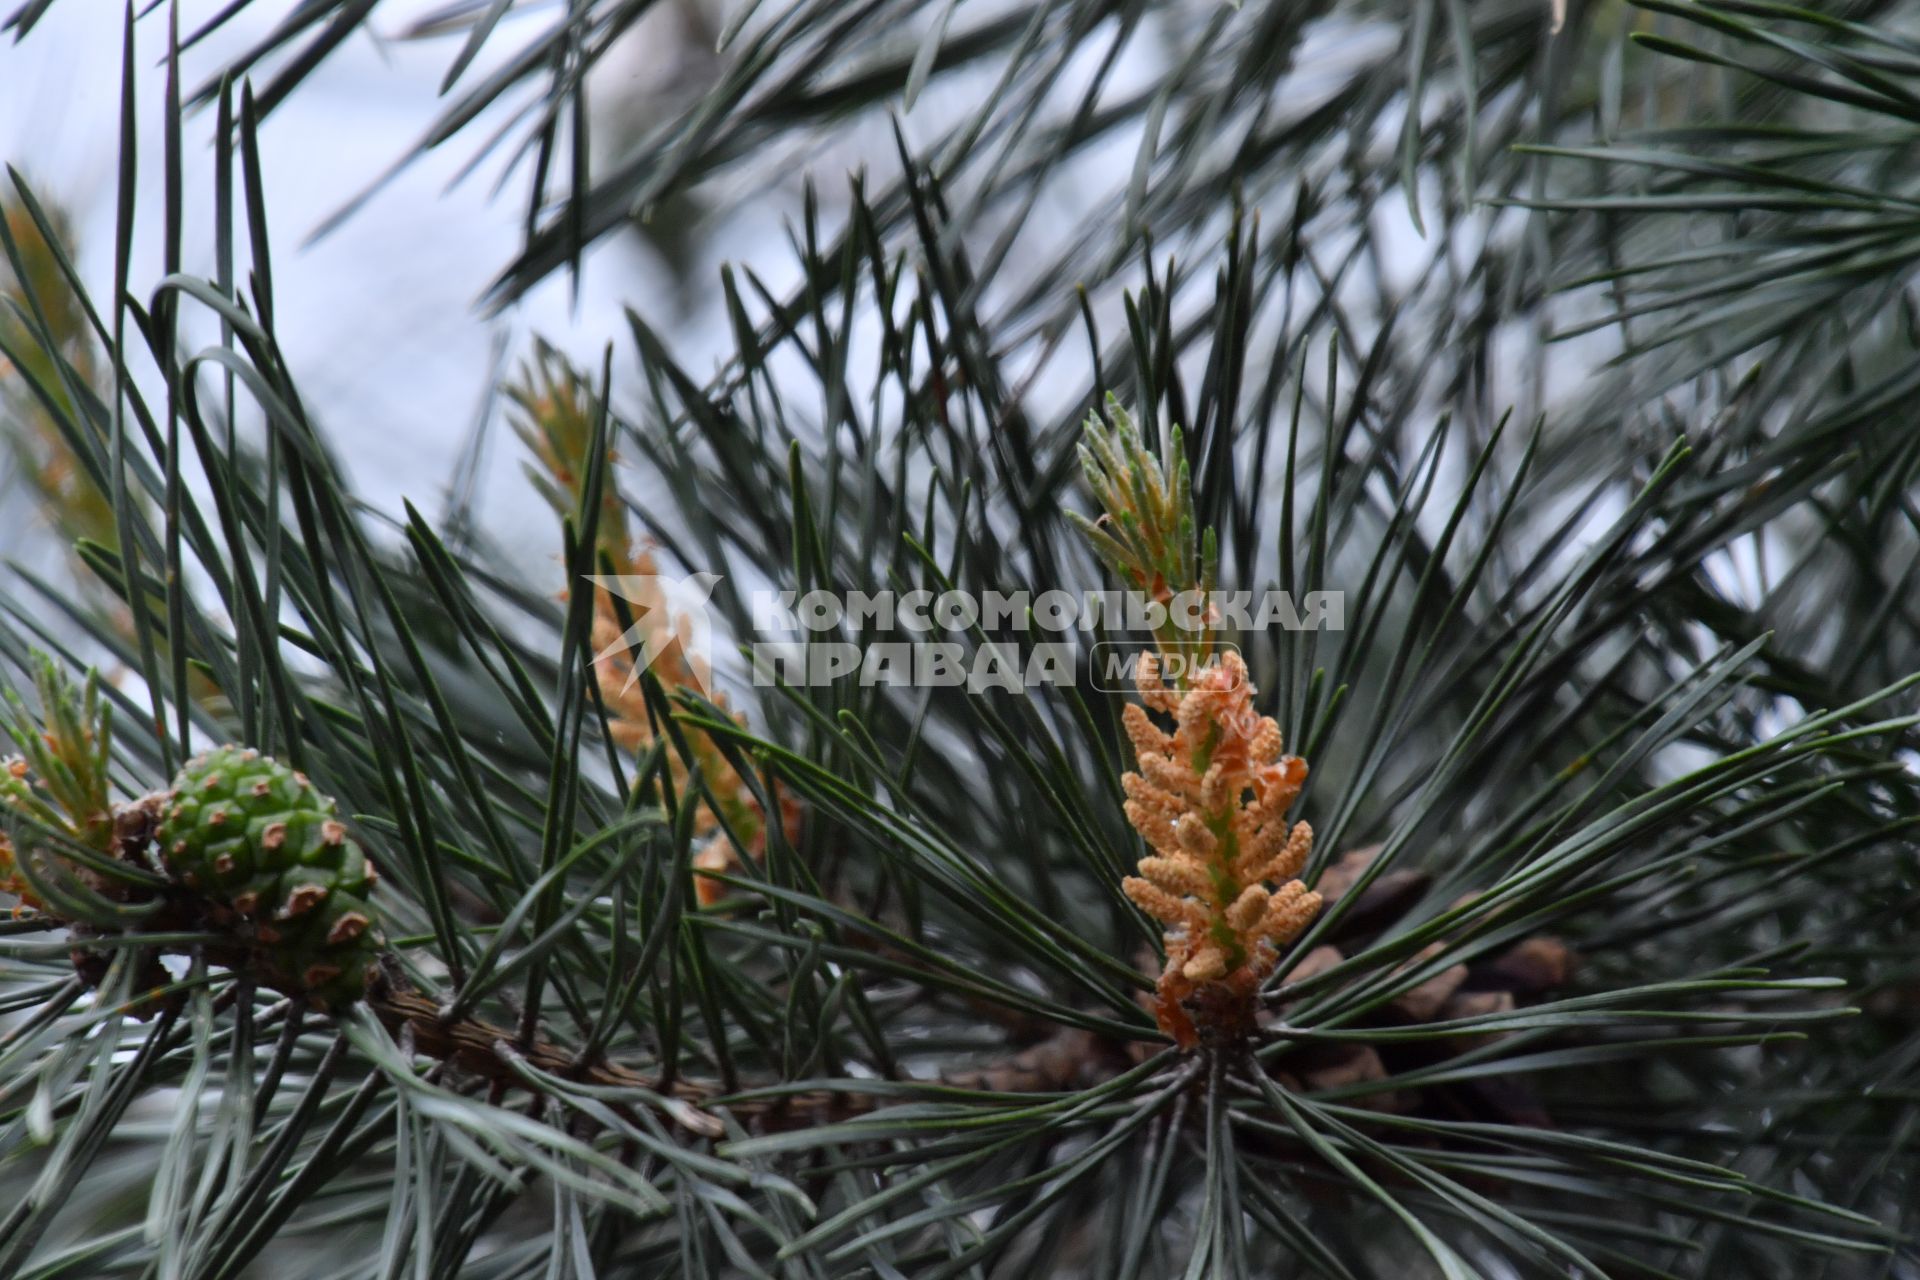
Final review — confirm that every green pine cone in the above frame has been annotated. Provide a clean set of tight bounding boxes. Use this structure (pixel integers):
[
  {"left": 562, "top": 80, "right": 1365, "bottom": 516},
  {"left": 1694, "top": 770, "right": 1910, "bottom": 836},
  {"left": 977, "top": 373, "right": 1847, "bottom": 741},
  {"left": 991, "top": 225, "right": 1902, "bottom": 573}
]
[{"left": 157, "top": 745, "right": 382, "bottom": 1010}]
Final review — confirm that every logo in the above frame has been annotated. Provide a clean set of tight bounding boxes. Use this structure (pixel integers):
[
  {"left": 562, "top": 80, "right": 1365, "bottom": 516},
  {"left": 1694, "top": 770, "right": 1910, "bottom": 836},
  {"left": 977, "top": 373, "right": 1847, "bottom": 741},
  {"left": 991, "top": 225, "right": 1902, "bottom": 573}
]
[
  {"left": 584, "top": 578, "right": 1340, "bottom": 692},
  {"left": 585, "top": 573, "right": 723, "bottom": 695},
  {"left": 1089, "top": 641, "right": 1244, "bottom": 693}
]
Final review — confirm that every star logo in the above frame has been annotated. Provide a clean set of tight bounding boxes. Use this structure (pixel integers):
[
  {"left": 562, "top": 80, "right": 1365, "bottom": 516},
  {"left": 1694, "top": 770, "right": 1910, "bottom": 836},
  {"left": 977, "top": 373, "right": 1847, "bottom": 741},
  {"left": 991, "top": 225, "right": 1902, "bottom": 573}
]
[{"left": 585, "top": 573, "right": 724, "bottom": 696}]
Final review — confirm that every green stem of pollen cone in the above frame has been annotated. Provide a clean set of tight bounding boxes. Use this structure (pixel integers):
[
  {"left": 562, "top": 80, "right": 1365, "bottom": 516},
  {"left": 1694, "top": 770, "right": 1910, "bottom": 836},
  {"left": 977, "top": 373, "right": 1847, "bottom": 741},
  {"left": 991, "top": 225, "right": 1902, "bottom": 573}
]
[{"left": 1203, "top": 811, "right": 1247, "bottom": 974}]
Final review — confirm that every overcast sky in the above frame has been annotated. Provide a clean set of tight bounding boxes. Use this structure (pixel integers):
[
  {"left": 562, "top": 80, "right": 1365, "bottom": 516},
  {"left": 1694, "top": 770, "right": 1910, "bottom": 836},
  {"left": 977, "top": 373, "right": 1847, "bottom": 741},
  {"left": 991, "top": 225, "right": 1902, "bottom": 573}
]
[{"left": 1, "top": 2, "right": 751, "bottom": 571}]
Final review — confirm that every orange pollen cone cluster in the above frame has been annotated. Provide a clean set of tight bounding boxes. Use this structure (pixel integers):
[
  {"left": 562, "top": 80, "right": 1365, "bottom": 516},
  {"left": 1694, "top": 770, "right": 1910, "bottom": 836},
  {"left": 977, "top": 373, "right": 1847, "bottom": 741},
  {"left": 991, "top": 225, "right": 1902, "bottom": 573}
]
[
  {"left": 580, "top": 544, "right": 789, "bottom": 907},
  {"left": 1118, "top": 650, "right": 1320, "bottom": 1044}
]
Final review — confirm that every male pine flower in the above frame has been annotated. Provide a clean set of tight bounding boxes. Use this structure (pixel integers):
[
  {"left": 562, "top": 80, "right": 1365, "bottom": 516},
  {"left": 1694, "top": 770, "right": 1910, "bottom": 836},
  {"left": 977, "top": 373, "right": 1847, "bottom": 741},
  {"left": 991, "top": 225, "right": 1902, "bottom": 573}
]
[
  {"left": 1121, "top": 650, "right": 1319, "bottom": 1042},
  {"left": 508, "top": 347, "right": 791, "bottom": 904},
  {"left": 1072, "top": 400, "right": 1321, "bottom": 1040}
]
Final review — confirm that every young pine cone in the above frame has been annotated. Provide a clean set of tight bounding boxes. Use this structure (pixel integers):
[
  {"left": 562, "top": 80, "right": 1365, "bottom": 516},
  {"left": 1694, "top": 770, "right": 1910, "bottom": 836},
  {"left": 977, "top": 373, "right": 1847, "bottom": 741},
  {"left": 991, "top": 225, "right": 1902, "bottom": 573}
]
[{"left": 157, "top": 746, "right": 382, "bottom": 1010}]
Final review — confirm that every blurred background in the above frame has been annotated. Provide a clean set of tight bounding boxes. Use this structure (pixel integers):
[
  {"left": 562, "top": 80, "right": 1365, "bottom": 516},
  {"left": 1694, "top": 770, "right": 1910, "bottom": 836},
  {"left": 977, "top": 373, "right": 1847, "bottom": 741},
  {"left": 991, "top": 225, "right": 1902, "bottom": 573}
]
[
  {"left": 1, "top": 0, "right": 1600, "bottom": 593},
  {"left": 4, "top": 1, "right": 722, "bottom": 568}
]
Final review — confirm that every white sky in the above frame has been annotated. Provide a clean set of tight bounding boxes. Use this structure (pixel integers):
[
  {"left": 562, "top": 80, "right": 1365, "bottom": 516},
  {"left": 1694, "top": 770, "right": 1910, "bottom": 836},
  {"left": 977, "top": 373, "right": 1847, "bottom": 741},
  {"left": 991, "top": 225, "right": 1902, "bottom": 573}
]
[{"left": 1, "top": 2, "right": 723, "bottom": 566}]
